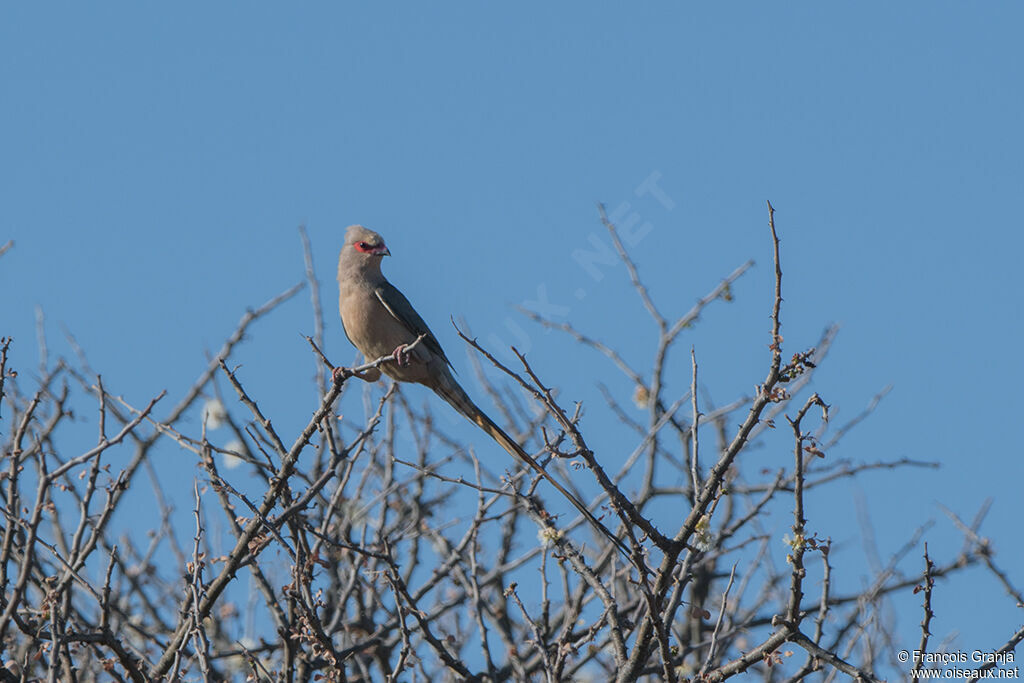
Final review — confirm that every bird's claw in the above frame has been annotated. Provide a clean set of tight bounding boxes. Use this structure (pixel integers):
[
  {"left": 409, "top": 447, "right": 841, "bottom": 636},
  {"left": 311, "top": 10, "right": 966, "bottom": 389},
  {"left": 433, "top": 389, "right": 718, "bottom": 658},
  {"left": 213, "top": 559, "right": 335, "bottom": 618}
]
[{"left": 393, "top": 344, "right": 411, "bottom": 367}]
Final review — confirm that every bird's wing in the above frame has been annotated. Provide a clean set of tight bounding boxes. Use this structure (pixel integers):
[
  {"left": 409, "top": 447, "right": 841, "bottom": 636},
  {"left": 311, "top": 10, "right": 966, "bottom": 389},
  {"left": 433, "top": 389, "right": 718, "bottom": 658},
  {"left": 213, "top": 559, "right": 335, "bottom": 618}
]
[{"left": 374, "top": 282, "right": 454, "bottom": 369}]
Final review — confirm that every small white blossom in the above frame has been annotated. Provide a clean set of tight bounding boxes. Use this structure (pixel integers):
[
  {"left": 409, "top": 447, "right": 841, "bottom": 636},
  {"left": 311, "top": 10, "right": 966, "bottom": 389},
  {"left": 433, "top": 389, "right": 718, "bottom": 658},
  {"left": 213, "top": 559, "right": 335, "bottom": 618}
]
[
  {"left": 633, "top": 385, "right": 651, "bottom": 409},
  {"left": 221, "top": 439, "right": 244, "bottom": 469},
  {"left": 694, "top": 514, "right": 714, "bottom": 552},
  {"left": 783, "top": 532, "right": 804, "bottom": 550},
  {"left": 202, "top": 399, "right": 228, "bottom": 429},
  {"left": 537, "top": 526, "right": 564, "bottom": 547}
]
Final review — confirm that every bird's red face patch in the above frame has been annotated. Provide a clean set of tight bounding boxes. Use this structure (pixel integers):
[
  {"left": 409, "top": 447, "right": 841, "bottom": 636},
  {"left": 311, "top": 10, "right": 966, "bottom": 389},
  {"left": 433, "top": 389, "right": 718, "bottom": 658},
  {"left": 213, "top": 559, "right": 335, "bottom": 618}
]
[{"left": 354, "top": 240, "right": 388, "bottom": 255}]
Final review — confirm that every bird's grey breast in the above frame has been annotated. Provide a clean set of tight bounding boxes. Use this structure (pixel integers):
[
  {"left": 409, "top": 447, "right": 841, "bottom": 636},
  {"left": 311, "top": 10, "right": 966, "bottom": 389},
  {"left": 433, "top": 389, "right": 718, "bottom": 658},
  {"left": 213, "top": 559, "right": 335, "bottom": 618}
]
[{"left": 339, "top": 283, "right": 407, "bottom": 357}]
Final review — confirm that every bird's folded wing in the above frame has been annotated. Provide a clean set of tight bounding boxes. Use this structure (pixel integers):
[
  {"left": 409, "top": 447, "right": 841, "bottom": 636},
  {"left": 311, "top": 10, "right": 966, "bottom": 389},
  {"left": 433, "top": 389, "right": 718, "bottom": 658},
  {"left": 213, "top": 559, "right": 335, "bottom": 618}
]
[{"left": 374, "top": 283, "right": 453, "bottom": 369}]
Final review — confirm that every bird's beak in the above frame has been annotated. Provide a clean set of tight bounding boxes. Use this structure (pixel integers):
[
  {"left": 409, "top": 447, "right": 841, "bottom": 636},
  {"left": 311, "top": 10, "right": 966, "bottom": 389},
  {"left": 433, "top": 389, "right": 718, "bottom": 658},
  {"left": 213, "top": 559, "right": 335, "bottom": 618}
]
[{"left": 380, "top": 245, "right": 391, "bottom": 257}]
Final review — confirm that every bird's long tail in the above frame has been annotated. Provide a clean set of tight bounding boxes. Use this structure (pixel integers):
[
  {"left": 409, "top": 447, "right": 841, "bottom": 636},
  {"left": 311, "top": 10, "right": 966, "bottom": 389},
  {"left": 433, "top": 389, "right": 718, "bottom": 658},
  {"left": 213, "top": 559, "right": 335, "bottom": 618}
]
[{"left": 432, "top": 376, "right": 629, "bottom": 558}]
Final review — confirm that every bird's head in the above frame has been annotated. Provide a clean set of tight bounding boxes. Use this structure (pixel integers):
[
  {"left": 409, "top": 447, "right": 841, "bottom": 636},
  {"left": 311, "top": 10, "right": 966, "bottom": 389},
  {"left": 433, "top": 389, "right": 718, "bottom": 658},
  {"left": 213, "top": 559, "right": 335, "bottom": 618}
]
[
  {"left": 345, "top": 225, "right": 391, "bottom": 258},
  {"left": 339, "top": 225, "right": 391, "bottom": 282}
]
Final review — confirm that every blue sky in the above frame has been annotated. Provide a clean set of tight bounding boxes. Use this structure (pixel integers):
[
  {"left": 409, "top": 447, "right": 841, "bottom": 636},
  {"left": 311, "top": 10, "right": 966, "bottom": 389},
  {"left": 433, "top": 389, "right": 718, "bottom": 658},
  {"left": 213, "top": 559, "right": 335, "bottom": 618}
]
[{"left": 2, "top": 3, "right": 1022, "bottom": 675}]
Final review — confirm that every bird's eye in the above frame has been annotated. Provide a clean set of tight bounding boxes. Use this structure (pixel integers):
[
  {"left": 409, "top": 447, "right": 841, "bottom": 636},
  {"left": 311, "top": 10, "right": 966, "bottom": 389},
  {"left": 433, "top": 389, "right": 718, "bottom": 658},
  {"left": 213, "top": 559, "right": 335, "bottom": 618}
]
[{"left": 354, "top": 240, "right": 384, "bottom": 254}]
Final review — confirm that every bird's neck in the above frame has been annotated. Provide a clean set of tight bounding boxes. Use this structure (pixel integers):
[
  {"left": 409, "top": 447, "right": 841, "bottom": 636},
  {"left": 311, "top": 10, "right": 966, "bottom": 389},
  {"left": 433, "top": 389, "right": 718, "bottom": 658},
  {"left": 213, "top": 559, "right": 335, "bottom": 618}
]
[{"left": 337, "top": 258, "right": 386, "bottom": 287}]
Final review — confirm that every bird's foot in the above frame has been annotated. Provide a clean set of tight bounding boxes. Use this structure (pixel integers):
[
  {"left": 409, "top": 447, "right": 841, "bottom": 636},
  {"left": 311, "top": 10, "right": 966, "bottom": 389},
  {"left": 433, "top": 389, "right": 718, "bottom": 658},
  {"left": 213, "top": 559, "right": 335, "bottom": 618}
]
[
  {"left": 331, "top": 366, "right": 351, "bottom": 385},
  {"left": 392, "top": 344, "right": 411, "bottom": 367}
]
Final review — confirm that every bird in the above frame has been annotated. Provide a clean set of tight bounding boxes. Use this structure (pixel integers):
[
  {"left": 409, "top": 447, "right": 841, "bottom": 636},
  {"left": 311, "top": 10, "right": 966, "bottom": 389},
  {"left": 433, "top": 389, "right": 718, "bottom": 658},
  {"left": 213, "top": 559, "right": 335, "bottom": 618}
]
[{"left": 336, "top": 225, "right": 627, "bottom": 556}]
